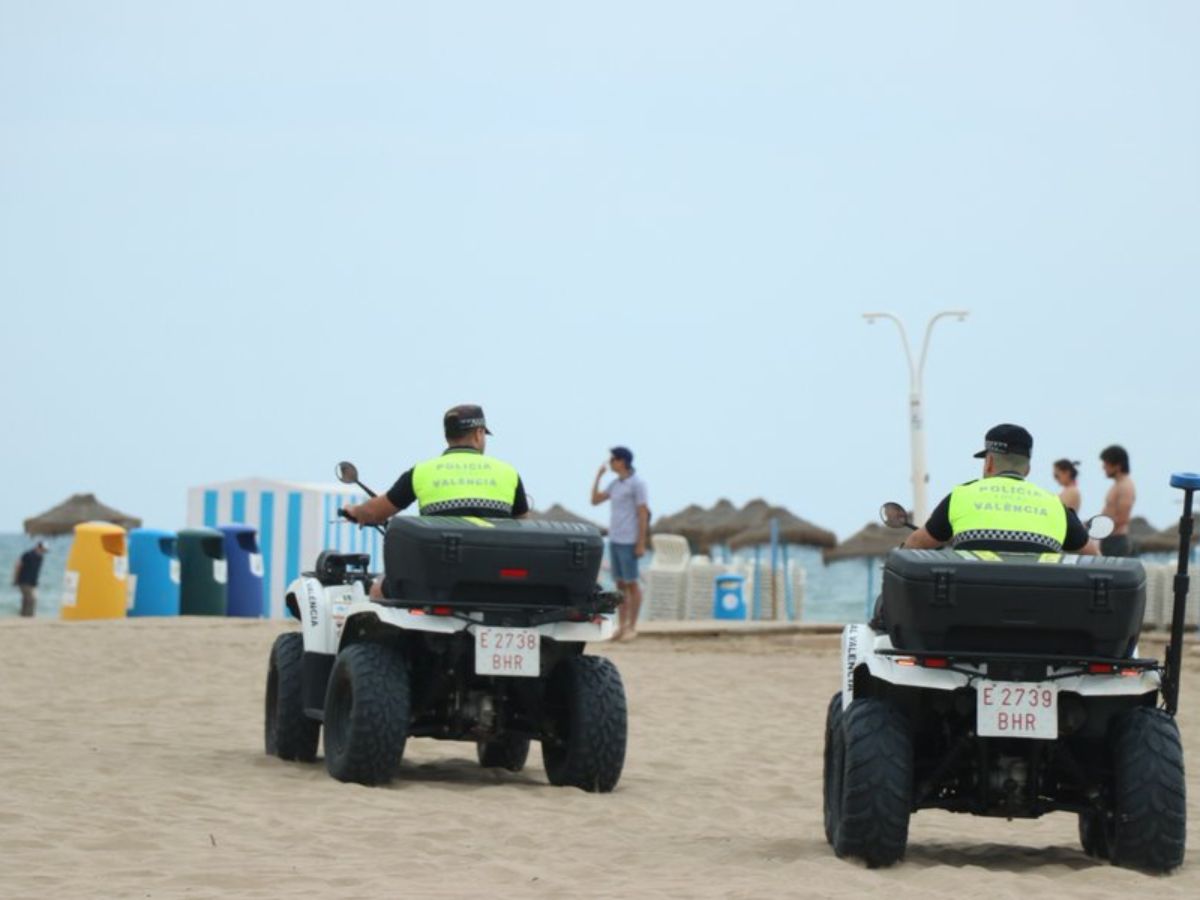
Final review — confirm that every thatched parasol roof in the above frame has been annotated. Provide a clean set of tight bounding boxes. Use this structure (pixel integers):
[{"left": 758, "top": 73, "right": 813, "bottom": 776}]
[
  {"left": 822, "top": 522, "right": 905, "bottom": 563},
  {"left": 1135, "top": 515, "right": 1199, "bottom": 555},
  {"left": 527, "top": 503, "right": 606, "bottom": 535},
  {"left": 726, "top": 506, "right": 837, "bottom": 551},
  {"left": 1127, "top": 516, "right": 1158, "bottom": 540},
  {"left": 24, "top": 493, "right": 142, "bottom": 536},
  {"left": 651, "top": 499, "right": 739, "bottom": 554}
]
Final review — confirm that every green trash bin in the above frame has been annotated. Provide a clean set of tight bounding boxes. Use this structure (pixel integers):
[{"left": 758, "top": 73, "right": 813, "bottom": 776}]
[{"left": 177, "top": 527, "right": 228, "bottom": 616}]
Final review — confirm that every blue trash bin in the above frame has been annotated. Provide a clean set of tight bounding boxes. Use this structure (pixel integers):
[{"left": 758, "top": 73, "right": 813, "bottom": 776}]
[
  {"left": 128, "top": 528, "right": 181, "bottom": 617},
  {"left": 219, "top": 524, "right": 265, "bottom": 618},
  {"left": 713, "top": 574, "right": 747, "bottom": 620}
]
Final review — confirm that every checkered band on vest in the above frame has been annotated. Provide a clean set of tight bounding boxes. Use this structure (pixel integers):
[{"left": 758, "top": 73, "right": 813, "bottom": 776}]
[
  {"left": 421, "top": 498, "right": 514, "bottom": 515},
  {"left": 950, "top": 529, "right": 1063, "bottom": 551}
]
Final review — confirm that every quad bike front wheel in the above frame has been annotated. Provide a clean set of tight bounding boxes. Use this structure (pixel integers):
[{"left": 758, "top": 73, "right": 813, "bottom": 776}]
[
  {"left": 542, "top": 655, "right": 627, "bottom": 792},
  {"left": 833, "top": 697, "right": 912, "bottom": 868},
  {"left": 477, "top": 734, "right": 532, "bottom": 772},
  {"left": 265, "top": 632, "right": 320, "bottom": 762},
  {"left": 1109, "top": 707, "right": 1186, "bottom": 872},
  {"left": 323, "top": 642, "right": 411, "bottom": 786},
  {"left": 1078, "top": 809, "right": 1110, "bottom": 860}
]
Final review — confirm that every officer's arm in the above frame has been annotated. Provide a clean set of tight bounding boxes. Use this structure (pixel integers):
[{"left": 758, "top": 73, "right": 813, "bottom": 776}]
[
  {"left": 345, "top": 494, "right": 399, "bottom": 525},
  {"left": 512, "top": 478, "right": 530, "bottom": 520},
  {"left": 903, "top": 527, "right": 943, "bottom": 550}
]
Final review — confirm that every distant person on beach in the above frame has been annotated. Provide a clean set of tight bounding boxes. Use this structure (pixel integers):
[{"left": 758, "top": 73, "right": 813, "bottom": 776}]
[
  {"left": 591, "top": 446, "right": 649, "bottom": 641},
  {"left": 341, "top": 404, "right": 529, "bottom": 597},
  {"left": 903, "top": 424, "right": 1094, "bottom": 555},
  {"left": 11, "top": 541, "right": 48, "bottom": 617},
  {"left": 1098, "top": 445, "right": 1136, "bottom": 557},
  {"left": 1052, "top": 459, "right": 1082, "bottom": 513}
]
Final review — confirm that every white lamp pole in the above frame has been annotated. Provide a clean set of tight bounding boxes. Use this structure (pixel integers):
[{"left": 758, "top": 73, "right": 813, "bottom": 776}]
[{"left": 862, "top": 310, "right": 969, "bottom": 524}]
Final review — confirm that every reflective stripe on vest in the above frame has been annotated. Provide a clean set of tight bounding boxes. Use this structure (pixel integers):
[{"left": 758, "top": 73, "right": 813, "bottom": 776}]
[
  {"left": 411, "top": 452, "right": 520, "bottom": 516},
  {"left": 947, "top": 476, "right": 1068, "bottom": 551}
]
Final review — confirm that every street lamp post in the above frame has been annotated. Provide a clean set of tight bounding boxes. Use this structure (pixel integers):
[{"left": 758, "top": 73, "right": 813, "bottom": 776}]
[{"left": 862, "top": 310, "right": 969, "bottom": 524}]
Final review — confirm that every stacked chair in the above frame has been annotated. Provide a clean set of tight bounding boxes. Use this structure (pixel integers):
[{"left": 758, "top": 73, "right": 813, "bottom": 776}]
[{"left": 644, "top": 534, "right": 689, "bottom": 620}]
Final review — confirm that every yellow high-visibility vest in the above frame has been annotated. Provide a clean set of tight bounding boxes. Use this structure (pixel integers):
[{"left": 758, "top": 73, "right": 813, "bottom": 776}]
[
  {"left": 947, "top": 476, "right": 1068, "bottom": 551},
  {"left": 411, "top": 450, "right": 520, "bottom": 516}
]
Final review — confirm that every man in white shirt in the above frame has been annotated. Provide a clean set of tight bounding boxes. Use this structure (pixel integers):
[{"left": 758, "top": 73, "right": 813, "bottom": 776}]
[{"left": 591, "top": 446, "right": 649, "bottom": 640}]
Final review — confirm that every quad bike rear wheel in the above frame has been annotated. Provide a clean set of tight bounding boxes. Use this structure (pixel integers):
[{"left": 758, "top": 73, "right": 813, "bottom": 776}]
[
  {"left": 542, "top": 655, "right": 627, "bottom": 792},
  {"left": 265, "top": 632, "right": 320, "bottom": 762},
  {"left": 323, "top": 642, "right": 410, "bottom": 786},
  {"left": 1109, "top": 707, "right": 1186, "bottom": 872},
  {"left": 823, "top": 691, "right": 844, "bottom": 847},
  {"left": 833, "top": 697, "right": 912, "bottom": 868}
]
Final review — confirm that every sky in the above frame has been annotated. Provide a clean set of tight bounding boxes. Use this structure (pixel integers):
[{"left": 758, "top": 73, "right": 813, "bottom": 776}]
[{"left": 1, "top": 1, "right": 1198, "bottom": 542}]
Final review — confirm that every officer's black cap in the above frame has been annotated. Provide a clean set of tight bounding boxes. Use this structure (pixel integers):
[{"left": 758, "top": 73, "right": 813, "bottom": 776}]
[
  {"left": 444, "top": 404, "right": 493, "bottom": 436},
  {"left": 974, "top": 423, "right": 1033, "bottom": 459}
]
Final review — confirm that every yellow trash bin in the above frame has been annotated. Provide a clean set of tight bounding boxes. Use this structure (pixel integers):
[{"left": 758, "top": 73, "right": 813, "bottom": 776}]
[{"left": 61, "top": 522, "right": 129, "bottom": 621}]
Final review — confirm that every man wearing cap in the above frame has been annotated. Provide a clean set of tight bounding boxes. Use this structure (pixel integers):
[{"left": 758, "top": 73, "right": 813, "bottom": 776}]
[
  {"left": 11, "top": 541, "right": 48, "bottom": 617},
  {"left": 343, "top": 404, "right": 530, "bottom": 527},
  {"left": 591, "top": 447, "right": 649, "bottom": 640},
  {"left": 904, "top": 424, "right": 1095, "bottom": 555}
]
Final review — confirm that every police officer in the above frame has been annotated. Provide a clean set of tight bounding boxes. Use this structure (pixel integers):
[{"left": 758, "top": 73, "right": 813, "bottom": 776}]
[
  {"left": 343, "top": 404, "right": 529, "bottom": 526},
  {"left": 904, "top": 423, "right": 1095, "bottom": 555}
]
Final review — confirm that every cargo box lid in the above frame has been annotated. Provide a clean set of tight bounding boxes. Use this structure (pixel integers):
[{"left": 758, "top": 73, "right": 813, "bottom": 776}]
[{"left": 883, "top": 548, "right": 1145, "bottom": 589}]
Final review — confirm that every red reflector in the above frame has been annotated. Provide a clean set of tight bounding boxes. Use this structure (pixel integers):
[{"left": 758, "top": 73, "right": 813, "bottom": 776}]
[
  {"left": 500, "top": 568, "right": 529, "bottom": 579},
  {"left": 922, "top": 657, "right": 949, "bottom": 669},
  {"left": 1088, "top": 663, "right": 1116, "bottom": 674},
  {"left": 431, "top": 606, "right": 453, "bottom": 616}
]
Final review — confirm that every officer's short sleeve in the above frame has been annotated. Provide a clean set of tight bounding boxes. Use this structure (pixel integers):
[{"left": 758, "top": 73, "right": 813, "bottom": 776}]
[
  {"left": 1062, "top": 508, "right": 1090, "bottom": 552},
  {"left": 923, "top": 494, "right": 954, "bottom": 543},
  {"left": 386, "top": 469, "right": 417, "bottom": 511},
  {"left": 512, "top": 477, "right": 530, "bottom": 517}
]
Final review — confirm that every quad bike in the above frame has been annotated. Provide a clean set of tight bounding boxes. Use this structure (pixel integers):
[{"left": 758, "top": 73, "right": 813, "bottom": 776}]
[
  {"left": 265, "top": 461, "right": 628, "bottom": 791},
  {"left": 824, "top": 472, "right": 1198, "bottom": 872}
]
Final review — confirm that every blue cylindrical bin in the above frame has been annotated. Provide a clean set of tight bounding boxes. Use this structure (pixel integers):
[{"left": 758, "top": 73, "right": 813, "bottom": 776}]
[
  {"left": 219, "top": 524, "right": 264, "bottom": 618},
  {"left": 128, "top": 528, "right": 181, "bottom": 617},
  {"left": 713, "top": 574, "right": 747, "bottom": 620}
]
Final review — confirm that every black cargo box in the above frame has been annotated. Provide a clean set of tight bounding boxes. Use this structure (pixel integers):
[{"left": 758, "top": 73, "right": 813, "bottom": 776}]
[
  {"left": 383, "top": 516, "right": 604, "bottom": 608},
  {"left": 879, "top": 549, "right": 1146, "bottom": 657}
]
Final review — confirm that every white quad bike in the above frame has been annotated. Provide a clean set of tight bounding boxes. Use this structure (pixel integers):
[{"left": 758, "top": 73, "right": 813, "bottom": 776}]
[
  {"left": 264, "top": 461, "right": 628, "bottom": 791},
  {"left": 825, "top": 472, "right": 1198, "bottom": 873}
]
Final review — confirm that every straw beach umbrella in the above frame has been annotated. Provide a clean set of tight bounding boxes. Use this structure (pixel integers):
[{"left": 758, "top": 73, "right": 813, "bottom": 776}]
[
  {"left": 652, "top": 499, "right": 739, "bottom": 554},
  {"left": 1135, "top": 516, "right": 1199, "bottom": 556},
  {"left": 23, "top": 493, "right": 142, "bottom": 535},
  {"left": 822, "top": 522, "right": 904, "bottom": 563},
  {"left": 726, "top": 505, "right": 837, "bottom": 551}
]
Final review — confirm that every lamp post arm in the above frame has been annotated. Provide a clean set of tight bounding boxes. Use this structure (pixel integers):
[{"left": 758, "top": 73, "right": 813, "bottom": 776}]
[
  {"left": 916, "top": 310, "right": 970, "bottom": 390},
  {"left": 862, "top": 312, "right": 916, "bottom": 388}
]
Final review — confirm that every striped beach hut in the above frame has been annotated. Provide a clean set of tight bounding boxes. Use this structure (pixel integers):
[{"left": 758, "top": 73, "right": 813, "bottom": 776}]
[{"left": 185, "top": 477, "right": 378, "bottom": 618}]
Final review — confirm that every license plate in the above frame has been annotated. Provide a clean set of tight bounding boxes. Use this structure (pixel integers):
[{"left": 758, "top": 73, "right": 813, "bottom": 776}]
[
  {"left": 977, "top": 680, "right": 1058, "bottom": 739},
  {"left": 474, "top": 627, "right": 540, "bottom": 678}
]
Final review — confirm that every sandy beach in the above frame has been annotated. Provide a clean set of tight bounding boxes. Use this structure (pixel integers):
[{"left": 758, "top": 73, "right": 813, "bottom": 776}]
[{"left": 1, "top": 618, "right": 1197, "bottom": 899}]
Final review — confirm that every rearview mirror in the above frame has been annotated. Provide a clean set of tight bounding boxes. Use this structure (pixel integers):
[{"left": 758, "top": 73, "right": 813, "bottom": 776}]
[
  {"left": 335, "top": 461, "right": 359, "bottom": 485},
  {"left": 880, "top": 502, "right": 912, "bottom": 529},
  {"left": 1086, "top": 515, "right": 1115, "bottom": 541}
]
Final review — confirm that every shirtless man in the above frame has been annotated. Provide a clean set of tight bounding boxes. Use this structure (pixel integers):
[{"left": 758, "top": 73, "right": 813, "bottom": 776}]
[{"left": 1098, "top": 444, "right": 1136, "bottom": 557}]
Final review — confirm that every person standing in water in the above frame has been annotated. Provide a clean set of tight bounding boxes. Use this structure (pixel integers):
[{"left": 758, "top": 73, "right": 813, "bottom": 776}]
[{"left": 1052, "top": 459, "right": 1082, "bottom": 513}]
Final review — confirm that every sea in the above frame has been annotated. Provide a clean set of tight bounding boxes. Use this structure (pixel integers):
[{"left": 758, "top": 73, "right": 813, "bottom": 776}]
[{"left": 0, "top": 533, "right": 878, "bottom": 622}]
